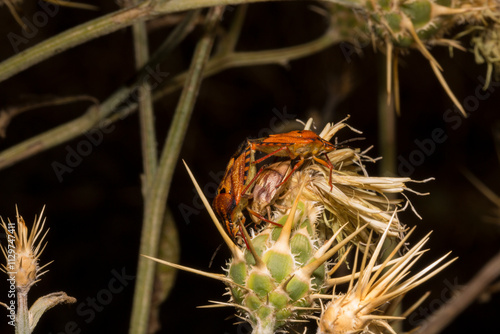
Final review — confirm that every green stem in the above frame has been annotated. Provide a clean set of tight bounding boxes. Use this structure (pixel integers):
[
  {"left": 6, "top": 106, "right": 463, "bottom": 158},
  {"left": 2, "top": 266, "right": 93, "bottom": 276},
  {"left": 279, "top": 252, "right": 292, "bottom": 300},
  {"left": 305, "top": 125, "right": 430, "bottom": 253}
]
[
  {"left": 216, "top": 4, "right": 248, "bottom": 55},
  {"left": 0, "top": 2, "right": 151, "bottom": 83},
  {"left": 132, "top": 3, "right": 157, "bottom": 190},
  {"left": 0, "top": 89, "right": 127, "bottom": 171},
  {"left": 16, "top": 292, "right": 29, "bottom": 334},
  {"left": 128, "top": 7, "right": 223, "bottom": 334},
  {"left": 153, "top": 28, "right": 340, "bottom": 99},
  {"left": 0, "top": 27, "right": 339, "bottom": 171},
  {"left": 0, "top": 0, "right": 273, "bottom": 83},
  {"left": 377, "top": 53, "right": 396, "bottom": 177}
]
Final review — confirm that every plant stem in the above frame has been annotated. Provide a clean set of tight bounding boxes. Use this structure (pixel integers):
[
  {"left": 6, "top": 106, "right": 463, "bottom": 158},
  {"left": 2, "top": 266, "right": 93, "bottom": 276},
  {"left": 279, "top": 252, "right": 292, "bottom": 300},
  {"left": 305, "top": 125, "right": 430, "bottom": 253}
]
[
  {"left": 216, "top": 4, "right": 248, "bottom": 55},
  {"left": 0, "top": 0, "right": 273, "bottom": 83},
  {"left": 132, "top": 3, "right": 157, "bottom": 190},
  {"left": 153, "top": 28, "right": 340, "bottom": 99},
  {"left": 415, "top": 249, "right": 500, "bottom": 334},
  {"left": 0, "top": 88, "right": 127, "bottom": 171},
  {"left": 16, "top": 292, "right": 29, "bottom": 334},
  {"left": 0, "top": 2, "right": 151, "bottom": 83},
  {"left": 377, "top": 53, "right": 396, "bottom": 177},
  {"left": 0, "top": 27, "right": 339, "bottom": 171},
  {"left": 128, "top": 7, "right": 223, "bottom": 334}
]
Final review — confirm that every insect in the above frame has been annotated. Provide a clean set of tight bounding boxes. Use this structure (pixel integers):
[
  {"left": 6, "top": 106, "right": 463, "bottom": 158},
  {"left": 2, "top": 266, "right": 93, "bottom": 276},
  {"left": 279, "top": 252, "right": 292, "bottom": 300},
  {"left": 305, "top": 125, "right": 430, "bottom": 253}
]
[
  {"left": 212, "top": 143, "right": 284, "bottom": 240},
  {"left": 249, "top": 161, "right": 291, "bottom": 224},
  {"left": 212, "top": 143, "right": 255, "bottom": 239},
  {"left": 247, "top": 130, "right": 336, "bottom": 187},
  {"left": 214, "top": 129, "right": 336, "bottom": 240}
]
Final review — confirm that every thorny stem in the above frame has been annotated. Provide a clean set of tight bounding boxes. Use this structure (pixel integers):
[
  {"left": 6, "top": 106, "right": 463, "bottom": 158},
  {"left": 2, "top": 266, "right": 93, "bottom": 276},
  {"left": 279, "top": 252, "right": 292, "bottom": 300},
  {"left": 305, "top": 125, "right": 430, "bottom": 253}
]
[
  {"left": 415, "top": 249, "right": 500, "bottom": 334},
  {"left": 128, "top": 7, "right": 223, "bottom": 334},
  {"left": 0, "top": 28, "right": 339, "bottom": 171}
]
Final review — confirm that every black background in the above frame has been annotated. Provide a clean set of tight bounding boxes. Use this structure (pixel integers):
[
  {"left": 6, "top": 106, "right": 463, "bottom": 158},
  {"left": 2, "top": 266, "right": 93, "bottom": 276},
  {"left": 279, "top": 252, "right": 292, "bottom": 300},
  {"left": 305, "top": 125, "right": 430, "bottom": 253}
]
[{"left": 0, "top": 1, "right": 499, "bottom": 333}]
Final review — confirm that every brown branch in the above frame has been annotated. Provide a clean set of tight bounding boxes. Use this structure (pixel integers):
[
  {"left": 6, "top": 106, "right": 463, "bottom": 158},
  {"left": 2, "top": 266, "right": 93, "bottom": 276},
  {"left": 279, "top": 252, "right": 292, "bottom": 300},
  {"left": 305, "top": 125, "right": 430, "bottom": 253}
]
[{"left": 415, "top": 249, "right": 500, "bottom": 334}]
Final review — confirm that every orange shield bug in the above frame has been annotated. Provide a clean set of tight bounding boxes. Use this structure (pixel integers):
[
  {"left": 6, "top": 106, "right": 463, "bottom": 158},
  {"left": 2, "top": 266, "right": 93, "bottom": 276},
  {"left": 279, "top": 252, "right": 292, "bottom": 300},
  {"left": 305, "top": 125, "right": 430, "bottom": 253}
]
[
  {"left": 212, "top": 143, "right": 255, "bottom": 239},
  {"left": 247, "top": 130, "right": 336, "bottom": 188}
]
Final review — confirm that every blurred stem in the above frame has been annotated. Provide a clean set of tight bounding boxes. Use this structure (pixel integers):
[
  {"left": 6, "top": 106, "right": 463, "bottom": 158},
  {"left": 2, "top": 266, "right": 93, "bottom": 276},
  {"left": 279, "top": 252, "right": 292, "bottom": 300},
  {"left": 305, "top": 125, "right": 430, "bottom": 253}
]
[
  {"left": 0, "top": 2, "right": 151, "bottom": 83},
  {"left": 0, "top": 89, "right": 127, "bottom": 170},
  {"left": 128, "top": 7, "right": 223, "bottom": 334},
  {"left": 415, "top": 249, "right": 500, "bottom": 334},
  {"left": 132, "top": 2, "right": 157, "bottom": 189},
  {"left": 217, "top": 5, "right": 248, "bottom": 55},
  {"left": 377, "top": 53, "right": 396, "bottom": 177},
  {"left": 0, "top": 27, "right": 339, "bottom": 171},
  {"left": 0, "top": 95, "right": 98, "bottom": 138},
  {"left": 0, "top": 0, "right": 274, "bottom": 83},
  {"left": 149, "top": 208, "right": 180, "bottom": 333},
  {"left": 153, "top": 28, "right": 340, "bottom": 100},
  {"left": 377, "top": 53, "right": 401, "bottom": 332},
  {"left": 16, "top": 292, "right": 29, "bottom": 334}
]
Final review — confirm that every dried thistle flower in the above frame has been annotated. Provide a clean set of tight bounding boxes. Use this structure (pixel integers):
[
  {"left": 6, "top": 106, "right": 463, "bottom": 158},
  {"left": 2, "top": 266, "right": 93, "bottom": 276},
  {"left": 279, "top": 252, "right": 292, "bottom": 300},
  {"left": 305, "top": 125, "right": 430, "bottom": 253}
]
[
  {"left": 274, "top": 119, "right": 431, "bottom": 250},
  {"left": 1, "top": 207, "right": 76, "bottom": 333},
  {"left": 317, "top": 223, "right": 456, "bottom": 334},
  {"left": 1, "top": 206, "right": 51, "bottom": 294}
]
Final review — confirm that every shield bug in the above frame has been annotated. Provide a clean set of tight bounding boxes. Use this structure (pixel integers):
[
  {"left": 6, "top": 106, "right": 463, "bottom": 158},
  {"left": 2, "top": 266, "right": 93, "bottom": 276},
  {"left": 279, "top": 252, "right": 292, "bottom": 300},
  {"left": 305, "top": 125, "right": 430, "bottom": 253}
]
[
  {"left": 249, "top": 161, "right": 291, "bottom": 224},
  {"left": 247, "top": 130, "right": 336, "bottom": 188},
  {"left": 212, "top": 142, "right": 255, "bottom": 239}
]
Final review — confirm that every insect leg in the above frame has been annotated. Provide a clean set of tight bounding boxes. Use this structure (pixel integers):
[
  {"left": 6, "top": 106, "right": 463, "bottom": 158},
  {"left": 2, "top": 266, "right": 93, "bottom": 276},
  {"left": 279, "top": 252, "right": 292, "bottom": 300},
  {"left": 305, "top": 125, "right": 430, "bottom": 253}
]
[
  {"left": 252, "top": 145, "right": 289, "bottom": 164},
  {"left": 312, "top": 154, "right": 334, "bottom": 190}
]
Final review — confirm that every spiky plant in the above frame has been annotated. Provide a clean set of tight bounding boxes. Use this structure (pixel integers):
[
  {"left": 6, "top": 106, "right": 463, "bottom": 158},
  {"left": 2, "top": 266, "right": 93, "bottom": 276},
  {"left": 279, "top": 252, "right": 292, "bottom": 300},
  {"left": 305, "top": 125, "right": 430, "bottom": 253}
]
[
  {"left": 316, "top": 224, "right": 456, "bottom": 334},
  {"left": 144, "top": 119, "right": 453, "bottom": 334},
  {"left": 149, "top": 170, "right": 369, "bottom": 334},
  {"left": 325, "top": 0, "right": 500, "bottom": 114},
  {"left": 0, "top": 207, "right": 76, "bottom": 334}
]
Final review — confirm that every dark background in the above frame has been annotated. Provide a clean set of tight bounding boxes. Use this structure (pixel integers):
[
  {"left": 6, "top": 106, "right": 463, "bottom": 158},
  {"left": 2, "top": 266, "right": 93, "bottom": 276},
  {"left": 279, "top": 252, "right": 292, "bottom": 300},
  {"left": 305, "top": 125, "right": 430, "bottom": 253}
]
[{"left": 0, "top": 1, "right": 499, "bottom": 333}]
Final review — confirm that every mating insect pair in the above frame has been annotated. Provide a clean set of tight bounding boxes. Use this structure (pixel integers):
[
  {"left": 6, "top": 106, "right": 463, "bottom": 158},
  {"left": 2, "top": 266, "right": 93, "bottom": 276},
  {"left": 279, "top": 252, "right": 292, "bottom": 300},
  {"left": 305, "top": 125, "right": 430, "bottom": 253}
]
[{"left": 212, "top": 129, "right": 337, "bottom": 242}]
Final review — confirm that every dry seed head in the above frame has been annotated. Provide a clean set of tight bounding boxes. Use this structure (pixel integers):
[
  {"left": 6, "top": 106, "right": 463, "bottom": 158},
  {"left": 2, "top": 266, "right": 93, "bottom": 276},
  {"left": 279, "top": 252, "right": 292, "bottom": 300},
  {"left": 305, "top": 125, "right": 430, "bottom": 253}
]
[
  {"left": 317, "top": 224, "right": 456, "bottom": 334},
  {"left": 1, "top": 207, "right": 50, "bottom": 293},
  {"left": 276, "top": 131, "right": 429, "bottom": 251}
]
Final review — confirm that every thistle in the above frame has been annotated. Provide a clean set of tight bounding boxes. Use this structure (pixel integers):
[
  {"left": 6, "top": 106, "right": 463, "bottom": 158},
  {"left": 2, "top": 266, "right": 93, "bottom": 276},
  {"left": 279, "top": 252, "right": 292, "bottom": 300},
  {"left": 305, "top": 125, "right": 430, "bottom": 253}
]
[
  {"left": 0, "top": 206, "right": 50, "bottom": 295},
  {"left": 0, "top": 207, "right": 76, "bottom": 334},
  {"left": 150, "top": 169, "right": 368, "bottom": 334},
  {"left": 326, "top": 0, "right": 500, "bottom": 114},
  {"left": 275, "top": 119, "right": 431, "bottom": 249},
  {"left": 317, "top": 224, "right": 456, "bottom": 334},
  {"left": 144, "top": 119, "right": 452, "bottom": 333}
]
